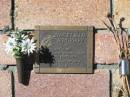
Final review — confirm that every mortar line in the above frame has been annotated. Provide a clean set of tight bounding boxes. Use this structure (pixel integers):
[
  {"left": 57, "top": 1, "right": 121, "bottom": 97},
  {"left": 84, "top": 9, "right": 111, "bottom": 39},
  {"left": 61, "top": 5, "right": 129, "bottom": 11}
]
[
  {"left": 11, "top": 71, "right": 15, "bottom": 97},
  {"left": 109, "top": 70, "right": 112, "bottom": 97},
  {"left": 11, "top": 0, "right": 15, "bottom": 30}
]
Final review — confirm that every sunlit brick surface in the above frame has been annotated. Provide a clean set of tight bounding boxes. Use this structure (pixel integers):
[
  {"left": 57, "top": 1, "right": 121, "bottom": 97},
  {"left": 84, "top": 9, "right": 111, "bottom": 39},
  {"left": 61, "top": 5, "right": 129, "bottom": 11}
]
[
  {"left": 15, "top": 70, "right": 110, "bottom": 97},
  {"left": 15, "top": 0, "right": 110, "bottom": 29},
  {"left": 0, "top": 0, "right": 11, "bottom": 29},
  {"left": 0, "top": 71, "right": 12, "bottom": 97}
]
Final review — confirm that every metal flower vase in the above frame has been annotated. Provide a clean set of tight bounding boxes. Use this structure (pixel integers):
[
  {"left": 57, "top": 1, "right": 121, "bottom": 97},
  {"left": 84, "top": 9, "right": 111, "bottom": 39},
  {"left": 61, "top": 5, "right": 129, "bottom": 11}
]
[
  {"left": 15, "top": 56, "right": 27, "bottom": 83},
  {"left": 119, "top": 59, "right": 130, "bottom": 75}
]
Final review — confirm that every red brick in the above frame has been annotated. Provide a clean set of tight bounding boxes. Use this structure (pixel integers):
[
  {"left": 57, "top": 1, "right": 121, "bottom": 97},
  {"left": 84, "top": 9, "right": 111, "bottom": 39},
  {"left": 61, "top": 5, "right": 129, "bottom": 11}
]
[
  {"left": 15, "top": 0, "right": 110, "bottom": 29},
  {"left": 95, "top": 31, "right": 119, "bottom": 64},
  {"left": 115, "top": 0, "right": 130, "bottom": 27},
  {"left": 15, "top": 70, "right": 110, "bottom": 97},
  {"left": 0, "top": 71, "right": 12, "bottom": 97},
  {"left": 0, "top": 0, "right": 11, "bottom": 29}
]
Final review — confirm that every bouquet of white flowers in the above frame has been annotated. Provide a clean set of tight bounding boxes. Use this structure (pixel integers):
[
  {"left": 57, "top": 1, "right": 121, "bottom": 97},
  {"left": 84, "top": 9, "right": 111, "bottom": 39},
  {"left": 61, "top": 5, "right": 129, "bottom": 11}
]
[
  {"left": 4, "top": 28, "right": 36, "bottom": 84},
  {"left": 5, "top": 29, "right": 36, "bottom": 58}
]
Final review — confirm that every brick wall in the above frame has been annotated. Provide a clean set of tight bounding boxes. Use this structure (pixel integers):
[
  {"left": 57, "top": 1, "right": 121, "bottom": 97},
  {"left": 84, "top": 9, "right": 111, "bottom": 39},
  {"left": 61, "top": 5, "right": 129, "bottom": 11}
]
[
  {"left": 0, "top": 0, "right": 118, "bottom": 64},
  {"left": 115, "top": 0, "right": 130, "bottom": 27},
  {"left": 15, "top": 0, "right": 109, "bottom": 29},
  {"left": 0, "top": 0, "right": 129, "bottom": 97},
  {"left": 0, "top": 0, "right": 11, "bottom": 29}
]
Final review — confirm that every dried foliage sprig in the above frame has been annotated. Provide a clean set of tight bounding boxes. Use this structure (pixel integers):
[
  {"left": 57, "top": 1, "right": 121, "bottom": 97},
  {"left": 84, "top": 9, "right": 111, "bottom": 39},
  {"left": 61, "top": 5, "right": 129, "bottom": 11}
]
[
  {"left": 102, "top": 13, "right": 130, "bottom": 96},
  {"left": 102, "top": 13, "right": 129, "bottom": 59}
]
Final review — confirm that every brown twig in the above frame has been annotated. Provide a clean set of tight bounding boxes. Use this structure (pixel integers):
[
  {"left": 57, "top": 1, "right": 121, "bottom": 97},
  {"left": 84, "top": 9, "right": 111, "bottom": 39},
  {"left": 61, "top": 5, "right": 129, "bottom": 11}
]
[
  {"left": 125, "top": 76, "right": 130, "bottom": 96},
  {"left": 102, "top": 13, "right": 128, "bottom": 59}
]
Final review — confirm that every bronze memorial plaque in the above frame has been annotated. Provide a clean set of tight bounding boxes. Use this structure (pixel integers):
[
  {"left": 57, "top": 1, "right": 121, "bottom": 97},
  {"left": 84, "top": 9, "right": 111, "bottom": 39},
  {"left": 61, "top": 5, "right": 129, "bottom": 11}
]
[{"left": 34, "top": 26, "right": 94, "bottom": 73}]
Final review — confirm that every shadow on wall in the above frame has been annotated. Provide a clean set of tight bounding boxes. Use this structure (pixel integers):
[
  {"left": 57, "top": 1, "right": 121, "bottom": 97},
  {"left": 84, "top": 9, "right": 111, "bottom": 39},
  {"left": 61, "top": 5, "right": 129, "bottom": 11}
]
[
  {"left": 39, "top": 46, "right": 55, "bottom": 67},
  {"left": 23, "top": 46, "right": 55, "bottom": 85}
]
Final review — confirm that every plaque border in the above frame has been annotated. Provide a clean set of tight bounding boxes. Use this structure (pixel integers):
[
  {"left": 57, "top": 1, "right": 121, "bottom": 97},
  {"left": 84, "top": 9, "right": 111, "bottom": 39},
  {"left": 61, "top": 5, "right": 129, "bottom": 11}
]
[{"left": 34, "top": 26, "right": 94, "bottom": 74}]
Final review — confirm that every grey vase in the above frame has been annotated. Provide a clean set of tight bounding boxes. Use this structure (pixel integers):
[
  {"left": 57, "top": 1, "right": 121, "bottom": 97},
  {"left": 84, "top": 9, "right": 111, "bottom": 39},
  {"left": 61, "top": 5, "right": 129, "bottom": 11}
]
[{"left": 16, "top": 57, "right": 26, "bottom": 83}]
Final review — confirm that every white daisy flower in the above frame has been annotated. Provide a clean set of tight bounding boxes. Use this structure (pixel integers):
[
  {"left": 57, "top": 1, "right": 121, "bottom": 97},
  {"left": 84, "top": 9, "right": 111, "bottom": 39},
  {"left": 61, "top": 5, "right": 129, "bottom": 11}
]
[
  {"left": 5, "top": 29, "right": 36, "bottom": 57},
  {"left": 21, "top": 39, "right": 36, "bottom": 55},
  {"left": 5, "top": 37, "right": 16, "bottom": 54}
]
